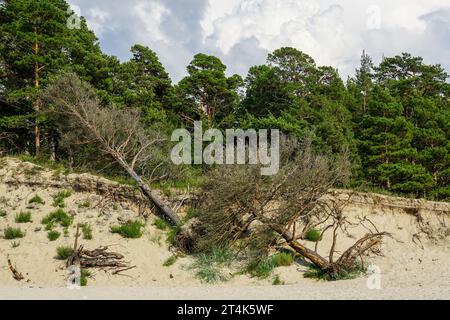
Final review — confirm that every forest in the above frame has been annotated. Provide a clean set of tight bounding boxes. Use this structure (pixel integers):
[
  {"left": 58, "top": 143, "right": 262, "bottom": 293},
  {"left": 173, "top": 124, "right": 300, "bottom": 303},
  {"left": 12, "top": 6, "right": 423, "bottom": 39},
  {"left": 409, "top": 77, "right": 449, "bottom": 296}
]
[{"left": 1, "top": 0, "right": 449, "bottom": 202}]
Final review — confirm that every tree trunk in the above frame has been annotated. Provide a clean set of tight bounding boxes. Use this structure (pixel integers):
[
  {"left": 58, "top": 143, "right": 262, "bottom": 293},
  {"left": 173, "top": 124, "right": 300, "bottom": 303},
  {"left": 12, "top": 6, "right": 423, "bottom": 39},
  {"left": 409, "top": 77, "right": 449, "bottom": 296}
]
[
  {"left": 116, "top": 157, "right": 181, "bottom": 225},
  {"left": 270, "top": 224, "right": 329, "bottom": 270},
  {"left": 33, "top": 28, "right": 41, "bottom": 158}
]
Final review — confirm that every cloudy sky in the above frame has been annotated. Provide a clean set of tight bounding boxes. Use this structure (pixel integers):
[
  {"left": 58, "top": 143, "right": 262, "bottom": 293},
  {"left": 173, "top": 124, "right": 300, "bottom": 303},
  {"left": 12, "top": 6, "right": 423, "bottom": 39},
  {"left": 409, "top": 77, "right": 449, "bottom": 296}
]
[{"left": 68, "top": 0, "right": 450, "bottom": 82}]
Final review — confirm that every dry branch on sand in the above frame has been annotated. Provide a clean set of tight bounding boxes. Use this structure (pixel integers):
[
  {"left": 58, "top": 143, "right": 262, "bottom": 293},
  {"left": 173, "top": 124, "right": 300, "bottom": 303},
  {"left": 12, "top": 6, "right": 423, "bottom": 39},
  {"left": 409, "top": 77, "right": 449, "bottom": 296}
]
[
  {"left": 42, "top": 73, "right": 180, "bottom": 225},
  {"left": 66, "top": 225, "right": 134, "bottom": 275},
  {"left": 7, "top": 256, "right": 24, "bottom": 281}
]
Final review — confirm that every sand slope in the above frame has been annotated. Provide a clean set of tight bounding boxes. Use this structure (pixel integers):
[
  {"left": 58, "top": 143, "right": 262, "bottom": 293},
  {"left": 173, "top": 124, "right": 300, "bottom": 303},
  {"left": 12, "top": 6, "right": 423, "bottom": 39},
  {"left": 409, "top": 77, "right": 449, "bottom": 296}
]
[{"left": 0, "top": 158, "right": 449, "bottom": 300}]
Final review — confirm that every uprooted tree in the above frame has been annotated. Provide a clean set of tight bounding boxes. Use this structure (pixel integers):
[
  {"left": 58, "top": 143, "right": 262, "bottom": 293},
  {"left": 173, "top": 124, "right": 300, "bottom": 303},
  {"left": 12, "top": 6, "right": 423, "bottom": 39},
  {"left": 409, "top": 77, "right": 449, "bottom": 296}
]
[
  {"left": 42, "top": 73, "right": 181, "bottom": 224},
  {"left": 176, "top": 138, "right": 389, "bottom": 280}
]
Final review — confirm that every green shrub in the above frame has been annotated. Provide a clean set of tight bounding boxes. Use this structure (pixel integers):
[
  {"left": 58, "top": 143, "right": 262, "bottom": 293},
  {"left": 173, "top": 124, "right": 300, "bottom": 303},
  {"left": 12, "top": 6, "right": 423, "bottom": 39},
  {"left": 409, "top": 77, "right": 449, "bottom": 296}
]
[
  {"left": 305, "top": 229, "right": 322, "bottom": 242},
  {"left": 81, "top": 224, "right": 93, "bottom": 240},
  {"left": 52, "top": 190, "right": 72, "bottom": 208},
  {"left": 4, "top": 227, "right": 24, "bottom": 239},
  {"left": 163, "top": 256, "right": 177, "bottom": 267},
  {"left": 15, "top": 211, "right": 32, "bottom": 223},
  {"left": 56, "top": 246, "right": 74, "bottom": 260},
  {"left": 48, "top": 230, "right": 61, "bottom": 241},
  {"left": 29, "top": 195, "right": 45, "bottom": 205},
  {"left": 111, "top": 221, "right": 144, "bottom": 238},
  {"left": 0, "top": 209, "right": 6, "bottom": 217},
  {"left": 42, "top": 209, "right": 73, "bottom": 228}
]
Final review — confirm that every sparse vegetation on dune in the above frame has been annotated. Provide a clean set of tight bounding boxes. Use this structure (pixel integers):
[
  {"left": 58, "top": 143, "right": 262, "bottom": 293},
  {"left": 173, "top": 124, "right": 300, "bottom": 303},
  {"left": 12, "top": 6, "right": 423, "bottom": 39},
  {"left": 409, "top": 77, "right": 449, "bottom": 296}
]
[
  {"left": 29, "top": 195, "right": 45, "bottom": 205},
  {"left": 56, "top": 246, "right": 74, "bottom": 260},
  {"left": 4, "top": 227, "right": 25, "bottom": 240},
  {"left": 42, "top": 209, "right": 73, "bottom": 228},
  {"left": 15, "top": 211, "right": 32, "bottom": 223},
  {"left": 47, "top": 230, "right": 61, "bottom": 241},
  {"left": 111, "top": 221, "right": 144, "bottom": 239},
  {"left": 52, "top": 190, "right": 72, "bottom": 208}
]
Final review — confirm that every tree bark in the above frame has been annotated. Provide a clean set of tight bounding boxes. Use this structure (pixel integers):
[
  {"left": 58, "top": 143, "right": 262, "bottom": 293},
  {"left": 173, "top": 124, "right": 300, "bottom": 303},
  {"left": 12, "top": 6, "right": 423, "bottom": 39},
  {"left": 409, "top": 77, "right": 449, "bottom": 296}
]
[
  {"left": 116, "top": 157, "right": 181, "bottom": 225},
  {"left": 33, "top": 28, "right": 41, "bottom": 157}
]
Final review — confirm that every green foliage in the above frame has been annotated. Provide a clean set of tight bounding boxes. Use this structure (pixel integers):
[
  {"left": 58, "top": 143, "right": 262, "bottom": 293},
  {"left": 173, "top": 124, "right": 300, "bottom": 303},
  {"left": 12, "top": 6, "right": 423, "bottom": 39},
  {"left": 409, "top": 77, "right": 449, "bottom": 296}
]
[
  {"left": 4, "top": 227, "right": 25, "bottom": 239},
  {"left": 29, "top": 195, "right": 45, "bottom": 205},
  {"left": 0, "top": 209, "right": 7, "bottom": 217},
  {"left": 42, "top": 209, "right": 73, "bottom": 228},
  {"left": 305, "top": 229, "right": 322, "bottom": 242},
  {"left": 111, "top": 221, "right": 144, "bottom": 239},
  {"left": 81, "top": 223, "right": 93, "bottom": 240},
  {"left": 163, "top": 256, "right": 177, "bottom": 267},
  {"left": 52, "top": 190, "right": 72, "bottom": 208},
  {"left": 47, "top": 230, "right": 61, "bottom": 241},
  {"left": 15, "top": 211, "right": 32, "bottom": 223},
  {"left": 56, "top": 246, "right": 74, "bottom": 260}
]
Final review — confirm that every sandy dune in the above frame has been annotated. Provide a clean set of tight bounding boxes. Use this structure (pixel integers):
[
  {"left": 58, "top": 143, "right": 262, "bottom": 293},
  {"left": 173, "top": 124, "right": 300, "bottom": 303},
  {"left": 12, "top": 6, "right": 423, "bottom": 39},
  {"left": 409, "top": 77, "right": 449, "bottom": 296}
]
[{"left": 0, "top": 158, "right": 449, "bottom": 300}]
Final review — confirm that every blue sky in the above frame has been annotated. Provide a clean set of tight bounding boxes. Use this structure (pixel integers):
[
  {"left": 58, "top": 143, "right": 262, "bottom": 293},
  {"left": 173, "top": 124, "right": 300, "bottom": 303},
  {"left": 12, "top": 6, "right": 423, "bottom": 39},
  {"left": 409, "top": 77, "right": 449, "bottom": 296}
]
[{"left": 68, "top": 0, "right": 450, "bottom": 82}]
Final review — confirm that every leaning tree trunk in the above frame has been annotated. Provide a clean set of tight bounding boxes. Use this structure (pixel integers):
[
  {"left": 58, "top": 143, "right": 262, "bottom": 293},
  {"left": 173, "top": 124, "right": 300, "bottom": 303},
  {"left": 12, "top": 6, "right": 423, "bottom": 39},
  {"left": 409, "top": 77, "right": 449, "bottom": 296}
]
[{"left": 116, "top": 157, "right": 181, "bottom": 225}]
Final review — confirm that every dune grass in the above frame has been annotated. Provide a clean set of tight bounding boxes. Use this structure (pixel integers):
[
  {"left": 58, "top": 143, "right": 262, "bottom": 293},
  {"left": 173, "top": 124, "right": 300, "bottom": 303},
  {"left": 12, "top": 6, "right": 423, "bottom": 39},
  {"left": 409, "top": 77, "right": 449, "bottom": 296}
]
[
  {"left": 4, "top": 227, "right": 24, "bottom": 239},
  {"left": 111, "top": 221, "right": 144, "bottom": 239},
  {"left": 15, "top": 211, "right": 32, "bottom": 223}
]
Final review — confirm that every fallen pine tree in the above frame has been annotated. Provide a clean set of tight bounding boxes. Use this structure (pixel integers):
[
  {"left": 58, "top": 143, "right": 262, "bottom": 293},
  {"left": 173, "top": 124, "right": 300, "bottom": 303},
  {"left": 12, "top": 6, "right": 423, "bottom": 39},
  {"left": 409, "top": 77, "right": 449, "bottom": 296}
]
[{"left": 175, "top": 138, "right": 390, "bottom": 280}]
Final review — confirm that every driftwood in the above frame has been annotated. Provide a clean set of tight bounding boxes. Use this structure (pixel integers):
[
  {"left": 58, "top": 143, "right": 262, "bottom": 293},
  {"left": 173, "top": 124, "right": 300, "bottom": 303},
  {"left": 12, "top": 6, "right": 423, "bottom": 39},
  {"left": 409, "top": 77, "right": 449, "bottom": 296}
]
[
  {"left": 7, "top": 256, "right": 24, "bottom": 281},
  {"left": 67, "top": 224, "right": 134, "bottom": 274}
]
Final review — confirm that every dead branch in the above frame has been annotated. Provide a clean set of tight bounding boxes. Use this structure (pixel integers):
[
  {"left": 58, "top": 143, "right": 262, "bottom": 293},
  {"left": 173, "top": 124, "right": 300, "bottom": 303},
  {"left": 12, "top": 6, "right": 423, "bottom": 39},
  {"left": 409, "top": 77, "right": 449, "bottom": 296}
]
[
  {"left": 7, "top": 256, "right": 24, "bottom": 281},
  {"left": 43, "top": 73, "right": 181, "bottom": 224}
]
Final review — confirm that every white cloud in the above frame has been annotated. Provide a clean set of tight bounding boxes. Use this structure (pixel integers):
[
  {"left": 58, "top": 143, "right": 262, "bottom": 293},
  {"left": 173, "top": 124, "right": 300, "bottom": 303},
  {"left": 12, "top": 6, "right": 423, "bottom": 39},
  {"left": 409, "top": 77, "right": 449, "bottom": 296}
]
[{"left": 68, "top": 0, "right": 450, "bottom": 82}]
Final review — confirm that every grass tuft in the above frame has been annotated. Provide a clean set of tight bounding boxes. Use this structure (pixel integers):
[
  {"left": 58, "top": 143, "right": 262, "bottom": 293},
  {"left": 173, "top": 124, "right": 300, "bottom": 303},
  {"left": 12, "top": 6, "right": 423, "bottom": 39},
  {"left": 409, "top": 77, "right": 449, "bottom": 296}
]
[
  {"left": 81, "top": 223, "right": 93, "bottom": 240},
  {"left": 4, "top": 227, "right": 25, "bottom": 239},
  {"left": 0, "top": 209, "right": 6, "bottom": 217},
  {"left": 42, "top": 209, "right": 73, "bottom": 228},
  {"left": 80, "top": 269, "right": 91, "bottom": 286},
  {"left": 15, "top": 211, "right": 32, "bottom": 223},
  {"left": 56, "top": 246, "right": 74, "bottom": 260},
  {"left": 247, "top": 251, "right": 296, "bottom": 279},
  {"left": 154, "top": 218, "right": 170, "bottom": 230},
  {"left": 29, "top": 195, "right": 45, "bottom": 205},
  {"left": 52, "top": 190, "right": 72, "bottom": 208},
  {"left": 111, "top": 221, "right": 144, "bottom": 239},
  {"left": 272, "top": 275, "right": 285, "bottom": 285},
  {"left": 163, "top": 255, "right": 178, "bottom": 267},
  {"left": 48, "top": 230, "right": 61, "bottom": 241},
  {"left": 190, "top": 247, "right": 234, "bottom": 283}
]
